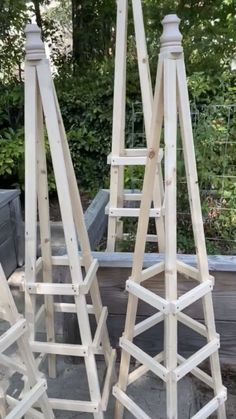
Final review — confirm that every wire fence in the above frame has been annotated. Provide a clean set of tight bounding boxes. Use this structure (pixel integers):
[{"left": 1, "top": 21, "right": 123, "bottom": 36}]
[{"left": 125, "top": 102, "right": 236, "bottom": 255}]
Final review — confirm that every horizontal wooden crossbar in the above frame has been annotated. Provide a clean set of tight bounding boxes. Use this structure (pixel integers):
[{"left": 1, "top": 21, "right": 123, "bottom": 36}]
[
  {"left": 49, "top": 398, "right": 99, "bottom": 412},
  {"left": 51, "top": 255, "right": 84, "bottom": 266},
  {"left": 113, "top": 386, "right": 151, "bottom": 419},
  {"left": 120, "top": 337, "right": 168, "bottom": 381},
  {"left": 31, "top": 340, "right": 104, "bottom": 358},
  {"left": 105, "top": 206, "right": 161, "bottom": 218},
  {"left": 109, "top": 155, "right": 148, "bottom": 165},
  {"left": 54, "top": 302, "right": 95, "bottom": 315},
  {"left": 26, "top": 282, "right": 80, "bottom": 296},
  {"left": 173, "top": 338, "right": 220, "bottom": 381},
  {"left": 123, "top": 193, "right": 142, "bottom": 201},
  {"left": 31, "top": 341, "right": 88, "bottom": 357},
  {"left": 0, "top": 318, "right": 27, "bottom": 353},
  {"left": 107, "top": 148, "right": 163, "bottom": 164},
  {"left": 191, "top": 387, "right": 227, "bottom": 419},
  {"left": 123, "top": 233, "right": 158, "bottom": 242}
]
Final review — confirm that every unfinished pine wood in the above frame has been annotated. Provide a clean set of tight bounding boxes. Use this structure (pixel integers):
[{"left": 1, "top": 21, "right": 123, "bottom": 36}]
[
  {"left": 24, "top": 23, "right": 115, "bottom": 418},
  {"left": 107, "top": 0, "right": 165, "bottom": 252},
  {"left": 0, "top": 264, "right": 54, "bottom": 418},
  {"left": 131, "top": 0, "right": 165, "bottom": 252},
  {"left": 113, "top": 14, "right": 226, "bottom": 419},
  {"left": 106, "top": 0, "right": 128, "bottom": 251},
  {"left": 114, "top": 48, "right": 164, "bottom": 419},
  {"left": 163, "top": 55, "right": 178, "bottom": 417},
  {"left": 176, "top": 56, "right": 226, "bottom": 419},
  {"left": 36, "top": 88, "right": 56, "bottom": 378}
]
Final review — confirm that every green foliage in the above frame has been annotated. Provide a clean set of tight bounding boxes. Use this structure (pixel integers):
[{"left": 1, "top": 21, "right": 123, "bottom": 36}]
[
  {"left": 0, "top": 0, "right": 235, "bottom": 254},
  {"left": 176, "top": 100, "right": 236, "bottom": 255},
  {"left": 143, "top": 0, "right": 236, "bottom": 75},
  {"left": 0, "top": 0, "right": 29, "bottom": 81},
  {"left": 0, "top": 128, "right": 24, "bottom": 187},
  {"left": 54, "top": 60, "right": 114, "bottom": 191}
]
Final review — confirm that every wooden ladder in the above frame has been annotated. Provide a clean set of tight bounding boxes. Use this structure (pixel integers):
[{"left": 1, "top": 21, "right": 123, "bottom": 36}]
[
  {"left": 0, "top": 264, "right": 54, "bottom": 418},
  {"left": 113, "top": 14, "right": 227, "bottom": 419},
  {"left": 24, "top": 24, "right": 116, "bottom": 418},
  {"left": 106, "top": 0, "right": 165, "bottom": 252}
]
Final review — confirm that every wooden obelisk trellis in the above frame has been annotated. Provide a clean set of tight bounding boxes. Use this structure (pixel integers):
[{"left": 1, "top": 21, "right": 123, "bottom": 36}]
[
  {"left": 106, "top": 0, "right": 165, "bottom": 252},
  {"left": 24, "top": 24, "right": 116, "bottom": 418},
  {"left": 0, "top": 264, "right": 54, "bottom": 418},
  {"left": 113, "top": 15, "right": 227, "bottom": 419}
]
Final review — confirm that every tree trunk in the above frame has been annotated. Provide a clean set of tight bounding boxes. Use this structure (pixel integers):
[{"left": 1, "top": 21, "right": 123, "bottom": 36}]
[{"left": 33, "top": 0, "right": 42, "bottom": 29}]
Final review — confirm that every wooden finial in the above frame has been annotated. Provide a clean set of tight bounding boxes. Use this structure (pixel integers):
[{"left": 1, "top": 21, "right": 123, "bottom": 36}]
[
  {"left": 25, "top": 24, "right": 46, "bottom": 61},
  {"left": 160, "top": 14, "right": 183, "bottom": 53}
]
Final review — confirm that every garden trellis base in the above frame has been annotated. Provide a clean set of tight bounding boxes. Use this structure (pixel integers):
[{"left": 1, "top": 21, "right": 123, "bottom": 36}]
[
  {"left": 24, "top": 24, "right": 115, "bottom": 418},
  {"left": 113, "top": 14, "right": 227, "bottom": 419}
]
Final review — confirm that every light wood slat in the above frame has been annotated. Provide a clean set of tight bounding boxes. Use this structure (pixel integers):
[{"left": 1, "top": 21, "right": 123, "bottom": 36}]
[
  {"left": 6, "top": 379, "right": 47, "bottom": 419},
  {"left": 48, "top": 398, "right": 99, "bottom": 413},
  {"left": 31, "top": 341, "right": 88, "bottom": 357},
  {"left": 106, "top": 207, "right": 161, "bottom": 218},
  {"left": 134, "top": 312, "right": 164, "bottom": 337},
  {"left": 177, "top": 56, "right": 226, "bottom": 418},
  {"left": 191, "top": 388, "right": 227, "bottom": 419},
  {"left": 26, "top": 282, "right": 80, "bottom": 295},
  {"left": 106, "top": 0, "right": 128, "bottom": 251},
  {"left": 177, "top": 354, "right": 214, "bottom": 388},
  {"left": 127, "top": 352, "right": 164, "bottom": 386},
  {"left": 131, "top": 0, "right": 165, "bottom": 253},
  {"left": 93, "top": 307, "right": 108, "bottom": 349},
  {"left": 36, "top": 90, "right": 56, "bottom": 377},
  {"left": 173, "top": 339, "right": 219, "bottom": 381},
  {"left": 113, "top": 386, "right": 151, "bottom": 419},
  {"left": 101, "top": 349, "right": 117, "bottom": 411},
  {"left": 6, "top": 396, "right": 44, "bottom": 419},
  {"left": 120, "top": 337, "right": 168, "bottom": 381},
  {"left": 126, "top": 280, "right": 168, "bottom": 312},
  {"left": 114, "top": 50, "right": 164, "bottom": 419},
  {"left": 0, "top": 319, "right": 27, "bottom": 353}
]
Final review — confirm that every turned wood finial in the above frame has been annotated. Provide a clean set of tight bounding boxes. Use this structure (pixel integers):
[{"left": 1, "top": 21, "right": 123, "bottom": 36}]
[
  {"left": 160, "top": 14, "right": 183, "bottom": 53},
  {"left": 25, "top": 24, "right": 46, "bottom": 60}
]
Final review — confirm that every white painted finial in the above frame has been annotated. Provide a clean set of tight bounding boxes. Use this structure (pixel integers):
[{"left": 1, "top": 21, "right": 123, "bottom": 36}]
[
  {"left": 25, "top": 24, "right": 46, "bottom": 60},
  {"left": 160, "top": 14, "right": 183, "bottom": 53}
]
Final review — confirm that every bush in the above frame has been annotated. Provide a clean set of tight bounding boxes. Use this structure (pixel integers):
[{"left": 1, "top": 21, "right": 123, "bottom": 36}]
[{"left": 0, "top": 127, "right": 24, "bottom": 188}]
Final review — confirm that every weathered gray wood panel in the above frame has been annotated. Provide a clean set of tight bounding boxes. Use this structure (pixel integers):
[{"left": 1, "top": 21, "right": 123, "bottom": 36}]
[
  {"left": 97, "top": 268, "right": 236, "bottom": 321},
  {"left": 93, "top": 251, "right": 236, "bottom": 271}
]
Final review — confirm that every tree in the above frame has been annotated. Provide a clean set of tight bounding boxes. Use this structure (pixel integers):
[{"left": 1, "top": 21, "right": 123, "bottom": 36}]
[
  {"left": 143, "top": 0, "right": 236, "bottom": 74},
  {"left": 71, "top": 0, "right": 116, "bottom": 64}
]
